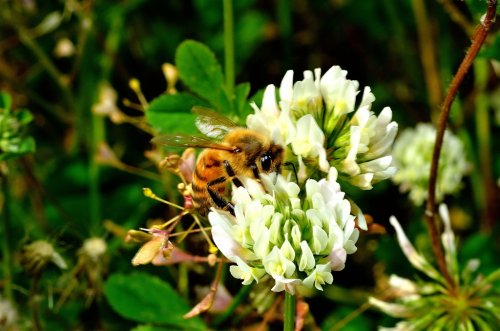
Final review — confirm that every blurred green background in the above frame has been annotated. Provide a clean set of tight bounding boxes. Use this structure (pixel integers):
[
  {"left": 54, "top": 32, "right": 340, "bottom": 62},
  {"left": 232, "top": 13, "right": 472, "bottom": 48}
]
[{"left": 0, "top": 0, "right": 499, "bottom": 330}]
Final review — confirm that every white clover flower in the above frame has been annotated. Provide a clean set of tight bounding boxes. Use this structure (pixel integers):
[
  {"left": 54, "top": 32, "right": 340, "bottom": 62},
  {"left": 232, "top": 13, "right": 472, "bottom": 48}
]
[
  {"left": 208, "top": 167, "right": 358, "bottom": 294},
  {"left": 392, "top": 123, "right": 468, "bottom": 205},
  {"left": 247, "top": 65, "right": 397, "bottom": 189}
]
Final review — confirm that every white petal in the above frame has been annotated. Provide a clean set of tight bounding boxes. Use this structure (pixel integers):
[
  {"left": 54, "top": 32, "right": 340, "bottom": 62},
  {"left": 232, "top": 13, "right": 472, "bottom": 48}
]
[
  {"left": 328, "top": 247, "right": 347, "bottom": 271},
  {"left": 298, "top": 241, "right": 315, "bottom": 271},
  {"left": 261, "top": 84, "right": 279, "bottom": 116},
  {"left": 389, "top": 216, "right": 442, "bottom": 280},
  {"left": 209, "top": 210, "right": 256, "bottom": 262},
  {"left": 280, "top": 70, "right": 294, "bottom": 102}
]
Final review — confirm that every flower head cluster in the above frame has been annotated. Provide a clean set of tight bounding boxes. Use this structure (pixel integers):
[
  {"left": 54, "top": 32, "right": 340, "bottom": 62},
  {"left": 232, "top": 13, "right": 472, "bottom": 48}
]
[
  {"left": 247, "top": 66, "right": 398, "bottom": 188},
  {"left": 370, "top": 206, "right": 500, "bottom": 330},
  {"left": 209, "top": 167, "right": 359, "bottom": 294},
  {"left": 392, "top": 123, "right": 468, "bottom": 205},
  {"left": 20, "top": 240, "right": 67, "bottom": 275}
]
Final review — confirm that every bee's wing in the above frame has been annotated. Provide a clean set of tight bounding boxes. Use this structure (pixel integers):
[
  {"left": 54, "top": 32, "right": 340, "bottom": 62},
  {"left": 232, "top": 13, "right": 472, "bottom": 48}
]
[
  {"left": 192, "top": 106, "right": 239, "bottom": 139},
  {"left": 151, "top": 134, "right": 236, "bottom": 151}
]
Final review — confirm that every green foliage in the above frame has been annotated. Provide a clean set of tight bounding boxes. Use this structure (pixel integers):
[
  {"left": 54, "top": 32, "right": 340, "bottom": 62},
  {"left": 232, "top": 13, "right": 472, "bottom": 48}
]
[
  {"left": 0, "top": 92, "right": 36, "bottom": 161},
  {"left": 146, "top": 40, "right": 254, "bottom": 135},
  {"left": 146, "top": 93, "right": 206, "bottom": 134},
  {"left": 176, "top": 40, "right": 232, "bottom": 113},
  {"left": 104, "top": 272, "right": 206, "bottom": 330}
]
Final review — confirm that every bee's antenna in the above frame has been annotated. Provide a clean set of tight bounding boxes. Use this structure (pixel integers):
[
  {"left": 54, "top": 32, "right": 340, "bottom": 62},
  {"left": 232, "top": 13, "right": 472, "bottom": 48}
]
[{"left": 284, "top": 162, "right": 298, "bottom": 184}]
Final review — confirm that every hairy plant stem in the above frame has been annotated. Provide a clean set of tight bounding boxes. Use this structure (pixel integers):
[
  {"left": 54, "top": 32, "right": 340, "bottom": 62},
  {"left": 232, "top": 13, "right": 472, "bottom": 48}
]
[
  {"left": 425, "top": 0, "right": 497, "bottom": 293},
  {"left": 1, "top": 169, "right": 13, "bottom": 301},
  {"left": 223, "top": 0, "right": 235, "bottom": 109},
  {"left": 284, "top": 292, "right": 296, "bottom": 331}
]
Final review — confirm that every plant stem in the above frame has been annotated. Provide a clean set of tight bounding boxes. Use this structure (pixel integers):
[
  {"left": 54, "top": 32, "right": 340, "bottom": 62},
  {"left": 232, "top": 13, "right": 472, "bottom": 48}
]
[
  {"left": 474, "top": 59, "right": 497, "bottom": 231},
  {"left": 411, "top": 0, "right": 443, "bottom": 120},
  {"left": 89, "top": 114, "right": 104, "bottom": 235},
  {"left": 16, "top": 27, "right": 76, "bottom": 113},
  {"left": 437, "top": 0, "right": 474, "bottom": 35},
  {"left": 284, "top": 292, "right": 296, "bottom": 331},
  {"left": 1, "top": 169, "right": 13, "bottom": 301},
  {"left": 223, "top": 0, "right": 235, "bottom": 108},
  {"left": 30, "top": 271, "right": 43, "bottom": 331},
  {"left": 425, "top": 0, "right": 497, "bottom": 292},
  {"left": 88, "top": 11, "right": 124, "bottom": 235}
]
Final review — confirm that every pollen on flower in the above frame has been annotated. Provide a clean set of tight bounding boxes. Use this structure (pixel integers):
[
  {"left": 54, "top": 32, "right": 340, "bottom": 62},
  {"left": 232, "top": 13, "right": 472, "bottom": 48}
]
[
  {"left": 128, "top": 78, "right": 141, "bottom": 92},
  {"left": 142, "top": 187, "right": 155, "bottom": 198}
]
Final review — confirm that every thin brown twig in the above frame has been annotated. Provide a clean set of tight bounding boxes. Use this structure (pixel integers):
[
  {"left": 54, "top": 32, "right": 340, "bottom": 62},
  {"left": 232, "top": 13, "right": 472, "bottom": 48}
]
[
  {"left": 437, "top": 0, "right": 475, "bottom": 35},
  {"left": 412, "top": 0, "right": 443, "bottom": 118},
  {"left": 425, "top": 0, "right": 497, "bottom": 292}
]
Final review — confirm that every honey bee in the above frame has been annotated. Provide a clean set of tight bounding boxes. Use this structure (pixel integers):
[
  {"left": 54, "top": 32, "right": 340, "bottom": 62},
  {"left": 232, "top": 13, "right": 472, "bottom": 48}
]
[{"left": 153, "top": 107, "right": 284, "bottom": 216}]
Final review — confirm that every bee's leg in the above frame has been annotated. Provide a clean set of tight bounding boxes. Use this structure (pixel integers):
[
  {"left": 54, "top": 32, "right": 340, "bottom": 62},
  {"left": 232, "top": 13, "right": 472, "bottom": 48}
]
[
  {"left": 207, "top": 176, "right": 235, "bottom": 215},
  {"left": 223, "top": 160, "right": 243, "bottom": 187}
]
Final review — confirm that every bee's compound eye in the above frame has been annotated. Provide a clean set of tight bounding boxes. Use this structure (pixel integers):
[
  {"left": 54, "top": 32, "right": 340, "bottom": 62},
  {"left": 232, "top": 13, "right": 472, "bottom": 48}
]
[{"left": 260, "top": 153, "right": 272, "bottom": 172}]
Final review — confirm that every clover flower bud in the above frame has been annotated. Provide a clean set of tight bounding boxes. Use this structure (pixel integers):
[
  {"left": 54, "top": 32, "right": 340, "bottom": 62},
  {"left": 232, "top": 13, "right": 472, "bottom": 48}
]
[
  {"left": 79, "top": 237, "right": 107, "bottom": 263},
  {"left": 0, "top": 296, "right": 17, "bottom": 330},
  {"left": 21, "top": 240, "right": 67, "bottom": 275}
]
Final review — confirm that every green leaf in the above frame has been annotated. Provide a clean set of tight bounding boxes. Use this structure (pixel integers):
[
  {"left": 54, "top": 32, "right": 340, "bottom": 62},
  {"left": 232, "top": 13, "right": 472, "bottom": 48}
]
[
  {"left": 175, "top": 40, "right": 231, "bottom": 113},
  {"left": 146, "top": 93, "right": 207, "bottom": 134},
  {"left": 15, "top": 109, "right": 34, "bottom": 125},
  {"left": 0, "top": 92, "right": 12, "bottom": 110},
  {"left": 234, "top": 82, "right": 252, "bottom": 121},
  {"left": 104, "top": 272, "right": 206, "bottom": 330},
  {"left": 0, "top": 137, "right": 36, "bottom": 161}
]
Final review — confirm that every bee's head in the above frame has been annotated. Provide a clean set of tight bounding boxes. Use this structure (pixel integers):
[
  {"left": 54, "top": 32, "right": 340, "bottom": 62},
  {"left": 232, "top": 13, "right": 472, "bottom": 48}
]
[
  {"left": 225, "top": 129, "right": 284, "bottom": 177},
  {"left": 259, "top": 143, "right": 284, "bottom": 174}
]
